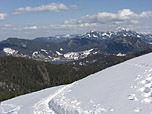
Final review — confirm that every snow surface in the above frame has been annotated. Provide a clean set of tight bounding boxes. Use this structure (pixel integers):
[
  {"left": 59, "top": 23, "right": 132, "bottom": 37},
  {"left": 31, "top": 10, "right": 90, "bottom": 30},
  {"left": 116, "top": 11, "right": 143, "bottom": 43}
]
[{"left": 1, "top": 53, "right": 152, "bottom": 114}]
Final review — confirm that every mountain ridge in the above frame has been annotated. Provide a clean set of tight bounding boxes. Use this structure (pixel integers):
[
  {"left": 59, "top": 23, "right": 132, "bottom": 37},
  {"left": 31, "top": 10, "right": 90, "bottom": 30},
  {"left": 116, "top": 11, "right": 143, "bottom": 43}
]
[
  {"left": 34, "top": 28, "right": 152, "bottom": 43},
  {"left": 0, "top": 35, "right": 151, "bottom": 62}
]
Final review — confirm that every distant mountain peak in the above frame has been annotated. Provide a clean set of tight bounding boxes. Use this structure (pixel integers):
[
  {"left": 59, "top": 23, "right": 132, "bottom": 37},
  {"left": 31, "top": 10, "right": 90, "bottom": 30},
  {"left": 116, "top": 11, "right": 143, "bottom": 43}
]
[
  {"left": 116, "top": 27, "right": 130, "bottom": 32},
  {"left": 90, "top": 30, "right": 95, "bottom": 33}
]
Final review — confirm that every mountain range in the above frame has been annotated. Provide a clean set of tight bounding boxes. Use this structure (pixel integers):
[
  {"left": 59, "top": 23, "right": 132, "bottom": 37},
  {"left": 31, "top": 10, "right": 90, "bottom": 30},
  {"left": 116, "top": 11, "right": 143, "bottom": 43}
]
[
  {"left": 0, "top": 28, "right": 152, "bottom": 113},
  {"left": 0, "top": 28, "right": 152, "bottom": 62},
  {"left": 34, "top": 28, "right": 152, "bottom": 43}
]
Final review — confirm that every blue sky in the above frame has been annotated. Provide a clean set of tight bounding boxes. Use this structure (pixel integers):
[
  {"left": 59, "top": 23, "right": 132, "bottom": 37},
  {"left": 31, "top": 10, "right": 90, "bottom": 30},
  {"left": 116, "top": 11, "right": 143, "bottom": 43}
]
[{"left": 0, "top": 0, "right": 152, "bottom": 40}]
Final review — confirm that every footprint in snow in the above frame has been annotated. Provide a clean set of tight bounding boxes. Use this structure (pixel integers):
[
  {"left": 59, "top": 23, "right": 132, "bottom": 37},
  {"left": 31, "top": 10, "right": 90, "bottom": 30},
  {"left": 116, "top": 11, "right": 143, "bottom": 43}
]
[
  {"left": 128, "top": 94, "right": 139, "bottom": 101},
  {"left": 134, "top": 107, "right": 141, "bottom": 113}
]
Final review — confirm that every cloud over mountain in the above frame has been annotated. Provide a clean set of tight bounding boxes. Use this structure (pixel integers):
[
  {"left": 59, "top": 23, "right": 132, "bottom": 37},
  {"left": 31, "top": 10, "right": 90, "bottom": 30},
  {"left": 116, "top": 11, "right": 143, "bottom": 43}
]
[{"left": 64, "top": 9, "right": 152, "bottom": 25}]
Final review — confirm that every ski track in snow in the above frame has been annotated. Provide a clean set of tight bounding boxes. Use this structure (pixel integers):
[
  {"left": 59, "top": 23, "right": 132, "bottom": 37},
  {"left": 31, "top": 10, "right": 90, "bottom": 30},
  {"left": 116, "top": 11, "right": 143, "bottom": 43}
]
[
  {"left": 33, "top": 83, "right": 75, "bottom": 114},
  {"left": 47, "top": 62, "right": 152, "bottom": 114},
  {"left": 48, "top": 89, "right": 110, "bottom": 114}
]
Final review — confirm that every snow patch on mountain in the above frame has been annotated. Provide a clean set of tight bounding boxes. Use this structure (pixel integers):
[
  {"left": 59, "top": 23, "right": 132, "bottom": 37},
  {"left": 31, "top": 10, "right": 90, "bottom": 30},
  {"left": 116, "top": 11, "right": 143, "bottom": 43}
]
[
  {"left": 93, "top": 34, "right": 98, "bottom": 38},
  {"left": 32, "top": 51, "right": 39, "bottom": 57},
  {"left": 64, "top": 52, "right": 80, "bottom": 60},
  {"left": 31, "top": 48, "right": 94, "bottom": 61},
  {"left": 117, "top": 53, "right": 126, "bottom": 56},
  {"left": 32, "top": 51, "right": 49, "bottom": 61},
  {"left": 60, "top": 48, "right": 63, "bottom": 51},
  {"left": 56, "top": 51, "right": 63, "bottom": 56},
  {"left": 41, "top": 49, "right": 48, "bottom": 54},
  {"left": 64, "top": 49, "right": 94, "bottom": 60},
  {"left": 3, "top": 48, "right": 18, "bottom": 55},
  {"left": 21, "top": 42, "right": 27, "bottom": 47},
  {"left": 137, "top": 35, "right": 141, "bottom": 38},
  {"left": 102, "top": 33, "right": 110, "bottom": 37}
]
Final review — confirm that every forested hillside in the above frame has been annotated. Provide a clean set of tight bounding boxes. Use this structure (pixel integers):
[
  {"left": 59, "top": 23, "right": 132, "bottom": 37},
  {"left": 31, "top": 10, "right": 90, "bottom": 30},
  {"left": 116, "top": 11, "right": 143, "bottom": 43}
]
[{"left": 0, "top": 56, "right": 100, "bottom": 102}]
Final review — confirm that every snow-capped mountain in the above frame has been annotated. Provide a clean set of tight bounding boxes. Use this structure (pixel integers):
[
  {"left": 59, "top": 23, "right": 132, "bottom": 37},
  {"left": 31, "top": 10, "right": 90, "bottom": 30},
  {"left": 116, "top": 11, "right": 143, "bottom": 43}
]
[
  {"left": 1, "top": 52, "right": 152, "bottom": 114},
  {"left": 79, "top": 30, "right": 115, "bottom": 40},
  {"left": 34, "top": 29, "right": 152, "bottom": 43},
  {"left": 78, "top": 28, "right": 152, "bottom": 43},
  {"left": 0, "top": 36, "right": 151, "bottom": 62}
]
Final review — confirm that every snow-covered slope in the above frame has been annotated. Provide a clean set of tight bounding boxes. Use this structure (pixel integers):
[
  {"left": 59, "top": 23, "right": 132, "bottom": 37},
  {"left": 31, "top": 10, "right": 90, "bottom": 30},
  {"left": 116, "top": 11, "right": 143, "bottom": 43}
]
[{"left": 1, "top": 53, "right": 152, "bottom": 114}]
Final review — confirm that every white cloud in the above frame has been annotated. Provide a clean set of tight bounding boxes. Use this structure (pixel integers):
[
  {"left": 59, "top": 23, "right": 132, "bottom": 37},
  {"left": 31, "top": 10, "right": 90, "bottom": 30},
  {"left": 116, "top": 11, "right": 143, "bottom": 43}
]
[
  {"left": 39, "top": 8, "right": 152, "bottom": 35},
  {"left": 64, "top": 9, "right": 152, "bottom": 25},
  {"left": 42, "top": 22, "right": 97, "bottom": 30},
  {"left": 4, "top": 24, "right": 12, "bottom": 27},
  {"left": 0, "top": 13, "right": 7, "bottom": 20},
  {"left": 13, "top": 27, "right": 19, "bottom": 30},
  {"left": 140, "top": 11, "right": 152, "bottom": 18},
  {"left": 117, "top": 9, "right": 135, "bottom": 19},
  {"left": 2, "top": 9, "right": 151, "bottom": 39},
  {"left": 70, "top": 5, "right": 78, "bottom": 9},
  {"left": 12, "top": 12, "right": 22, "bottom": 15},
  {"left": 79, "top": 23, "right": 97, "bottom": 27},
  {"left": 12, "top": 3, "right": 78, "bottom": 15},
  {"left": 24, "top": 26, "right": 38, "bottom": 30}
]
